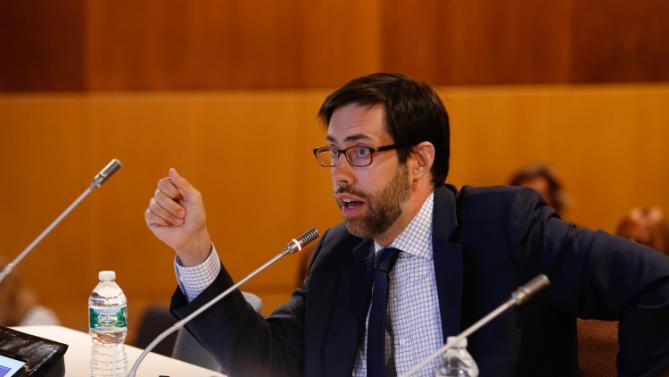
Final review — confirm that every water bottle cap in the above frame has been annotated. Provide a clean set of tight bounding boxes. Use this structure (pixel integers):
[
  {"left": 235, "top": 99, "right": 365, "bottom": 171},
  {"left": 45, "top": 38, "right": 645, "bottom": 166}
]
[
  {"left": 447, "top": 336, "right": 467, "bottom": 348},
  {"left": 99, "top": 270, "right": 116, "bottom": 281}
]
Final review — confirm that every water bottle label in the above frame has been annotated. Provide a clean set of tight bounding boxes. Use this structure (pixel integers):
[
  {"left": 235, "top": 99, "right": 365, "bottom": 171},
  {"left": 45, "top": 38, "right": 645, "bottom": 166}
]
[{"left": 89, "top": 307, "right": 127, "bottom": 328}]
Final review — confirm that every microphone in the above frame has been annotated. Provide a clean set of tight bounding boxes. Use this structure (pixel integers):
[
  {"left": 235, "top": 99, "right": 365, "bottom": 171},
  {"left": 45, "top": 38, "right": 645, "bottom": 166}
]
[
  {"left": 283, "top": 227, "right": 320, "bottom": 254},
  {"left": 0, "top": 158, "right": 122, "bottom": 284},
  {"left": 400, "top": 274, "right": 550, "bottom": 377},
  {"left": 93, "top": 159, "right": 122, "bottom": 188},
  {"left": 127, "top": 227, "right": 320, "bottom": 377}
]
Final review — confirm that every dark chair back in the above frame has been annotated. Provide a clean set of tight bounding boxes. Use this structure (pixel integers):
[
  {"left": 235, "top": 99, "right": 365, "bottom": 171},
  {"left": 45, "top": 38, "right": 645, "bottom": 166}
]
[{"left": 134, "top": 305, "right": 178, "bottom": 357}]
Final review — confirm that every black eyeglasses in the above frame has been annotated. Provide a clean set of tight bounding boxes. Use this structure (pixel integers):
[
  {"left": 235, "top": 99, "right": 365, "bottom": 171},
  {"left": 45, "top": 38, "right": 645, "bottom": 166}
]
[{"left": 312, "top": 144, "right": 399, "bottom": 167}]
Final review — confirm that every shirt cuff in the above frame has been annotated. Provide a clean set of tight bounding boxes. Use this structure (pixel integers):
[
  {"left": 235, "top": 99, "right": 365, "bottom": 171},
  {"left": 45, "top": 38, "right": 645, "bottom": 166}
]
[{"left": 174, "top": 244, "right": 221, "bottom": 303}]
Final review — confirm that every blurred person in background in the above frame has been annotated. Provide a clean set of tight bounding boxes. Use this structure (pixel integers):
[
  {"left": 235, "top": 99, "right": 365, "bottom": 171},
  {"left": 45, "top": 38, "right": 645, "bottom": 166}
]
[
  {"left": 509, "top": 163, "right": 566, "bottom": 217},
  {"left": 0, "top": 258, "right": 60, "bottom": 327},
  {"left": 617, "top": 206, "right": 669, "bottom": 256}
]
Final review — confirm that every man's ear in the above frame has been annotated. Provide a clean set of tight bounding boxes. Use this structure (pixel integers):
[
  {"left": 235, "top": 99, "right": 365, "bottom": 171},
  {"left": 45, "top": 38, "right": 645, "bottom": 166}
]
[{"left": 409, "top": 141, "right": 435, "bottom": 181}]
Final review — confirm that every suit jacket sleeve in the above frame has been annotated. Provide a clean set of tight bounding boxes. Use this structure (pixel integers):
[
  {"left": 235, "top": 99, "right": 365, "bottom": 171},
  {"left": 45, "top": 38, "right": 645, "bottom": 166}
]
[
  {"left": 169, "top": 232, "right": 332, "bottom": 377},
  {"left": 507, "top": 188, "right": 669, "bottom": 377}
]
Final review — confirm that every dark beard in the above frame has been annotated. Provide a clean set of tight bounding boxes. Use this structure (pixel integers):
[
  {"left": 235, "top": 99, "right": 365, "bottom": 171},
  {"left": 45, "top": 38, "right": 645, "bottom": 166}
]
[{"left": 338, "top": 164, "right": 411, "bottom": 239}]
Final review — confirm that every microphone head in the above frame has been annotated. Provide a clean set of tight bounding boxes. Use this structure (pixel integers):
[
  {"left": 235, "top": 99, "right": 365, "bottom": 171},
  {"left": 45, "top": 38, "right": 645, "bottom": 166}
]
[
  {"left": 512, "top": 274, "right": 550, "bottom": 305},
  {"left": 92, "top": 159, "right": 122, "bottom": 188},
  {"left": 284, "top": 228, "right": 320, "bottom": 254}
]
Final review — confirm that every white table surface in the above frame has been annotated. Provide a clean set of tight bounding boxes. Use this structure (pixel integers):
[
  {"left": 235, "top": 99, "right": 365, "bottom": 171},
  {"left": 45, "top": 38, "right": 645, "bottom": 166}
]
[{"left": 13, "top": 325, "right": 226, "bottom": 377}]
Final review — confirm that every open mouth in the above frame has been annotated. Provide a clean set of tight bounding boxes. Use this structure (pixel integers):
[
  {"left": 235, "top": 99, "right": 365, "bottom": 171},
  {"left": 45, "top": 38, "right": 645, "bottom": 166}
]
[
  {"left": 341, "top": 198, "right": 364, "bottom": 209},
  {"left": 339, "top": 196, "right": 366, "bottom": 218}
]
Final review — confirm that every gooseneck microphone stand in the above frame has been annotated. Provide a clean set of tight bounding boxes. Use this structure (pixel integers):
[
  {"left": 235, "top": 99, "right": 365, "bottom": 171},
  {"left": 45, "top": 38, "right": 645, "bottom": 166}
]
[
  {"left": 399, "top": 274, "right": 550, "bottom": 377},
  {"left": 127, "top": 228, "right": 320, "bottom": 377},
  {"left": 0, "top": 159, "right": 121, "bottom": 284}
]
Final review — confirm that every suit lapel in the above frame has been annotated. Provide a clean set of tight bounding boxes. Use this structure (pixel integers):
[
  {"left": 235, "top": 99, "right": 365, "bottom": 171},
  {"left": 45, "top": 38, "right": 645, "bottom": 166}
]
[
  {"left": 351, "top": 239, "right": 376, "bottom": 322},
  {"left": 318, "top": 185, "right": 464, "bottom": 374},
  {"left": 432, "top": 185, "right": 464, "bottom": 341},
  {"left": 322, "top": 239, "right": 375, "bottom": 377}
]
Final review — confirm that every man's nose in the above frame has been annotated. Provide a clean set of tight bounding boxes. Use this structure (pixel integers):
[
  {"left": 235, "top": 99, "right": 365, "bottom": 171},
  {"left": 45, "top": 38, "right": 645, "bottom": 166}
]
[{"left": 332, "top": 155, "right": 355, "bottom": 186}]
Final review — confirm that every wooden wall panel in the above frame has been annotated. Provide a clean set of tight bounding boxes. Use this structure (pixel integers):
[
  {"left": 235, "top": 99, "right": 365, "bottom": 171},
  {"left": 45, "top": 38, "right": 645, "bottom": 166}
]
[
  {"left": 82, "top": 92, "right": 306, "bottom": 286},
  {"left": 381, "top": 0, "right": 443, "bottom": 82},
  {"left": 3, "top": 0, "right": 669, "bottom": 91},
  {"left": 85, "top": 0, "right": 304, "bottom": 89},
  {"left": 382, "top": 0, "right": 574, "bottom": 84},
  {"left": 0, "top": 0, "right": 667, "bottom": 91},
  {"left": 2, "top": 85, "right": 668, "bottom": 340},
  {"left": 0, "top": 96, "right": 89, "bottom": 328},
  {"left": 569, "top": 0, "right": 669, "bottom": 82},
  {"left": 444, "top": 85, "right": 669, "bottom": 230},
  {"left": 0, "top": 0, "right": 85, "bottom": 91},
  {"left": 301, "top": 0, "right": 382, "bottom": 88},
  {"left": 85, "top": 0, "right": 381, "bottom": 90}
]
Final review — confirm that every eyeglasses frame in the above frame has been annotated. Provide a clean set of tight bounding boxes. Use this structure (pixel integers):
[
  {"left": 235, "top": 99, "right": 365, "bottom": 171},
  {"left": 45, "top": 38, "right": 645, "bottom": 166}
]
[{"left": 312, "top": 144, "right": 400, "bottom": 167}]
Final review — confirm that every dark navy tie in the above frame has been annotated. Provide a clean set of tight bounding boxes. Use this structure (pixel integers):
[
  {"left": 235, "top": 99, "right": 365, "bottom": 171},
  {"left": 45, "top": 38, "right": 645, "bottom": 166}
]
[{"left": 367, "top": 247, "right": 401, "bottom": 377}]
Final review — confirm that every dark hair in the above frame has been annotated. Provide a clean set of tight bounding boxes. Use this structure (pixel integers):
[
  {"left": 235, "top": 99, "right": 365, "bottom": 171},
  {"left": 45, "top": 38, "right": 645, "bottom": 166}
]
[
  {"left": 318, "top": 73, "right": 450, "bottom": 186},
  {"left": 509, "top": 163, "right": 565, "bottom": 215}
]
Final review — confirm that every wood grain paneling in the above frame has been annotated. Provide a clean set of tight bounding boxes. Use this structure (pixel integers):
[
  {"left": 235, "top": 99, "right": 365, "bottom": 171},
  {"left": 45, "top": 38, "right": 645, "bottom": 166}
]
[
  {"left": 0, "top": 0, "right": 85, "bottom": 91},
  {"left": 82, "top": 92, "right": 305, "bottom": 291},
  {"left": 0, "top": 96, "right": 89, "bottom": 330},
  {"left": 86, "top": 0, "right": 304, "bottom": 89},
  {"left": 381, "top": 0, "right": 442, "bottom": 82},
  {"left": 2, "top": 0, "right": 668, "bottom": 91},
  {"left": 2, "top": 85, "right": 668, "bottom": 340},
  {"left": 383, "top": 0, "right": 574, "bottom": 84},
  {"left": 301, "top": 0, "right": 382, "bottom": 87},
  {"left": 444, "top": 85, "right": 669, "bottom": 230},
  {"left": 569, "top": 0, "right": 669, "bottom": 82},
  {"left": 85, "top": 0, "right": 383, "bottom": 89}
]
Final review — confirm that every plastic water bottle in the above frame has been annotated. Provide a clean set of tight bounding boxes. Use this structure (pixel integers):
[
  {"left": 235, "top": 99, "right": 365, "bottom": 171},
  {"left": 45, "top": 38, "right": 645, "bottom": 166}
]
[
  {"left": 436, "top": 336, "right": 479, "bottom": 377},
  {"left": 89, "top": 270, "right": 128, "bottom": 377}
]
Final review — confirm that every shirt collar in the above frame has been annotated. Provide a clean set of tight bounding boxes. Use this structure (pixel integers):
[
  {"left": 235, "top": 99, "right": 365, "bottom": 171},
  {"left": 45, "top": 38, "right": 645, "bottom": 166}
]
[{"left": 374, "top": 191, "right": 434, "bottom": 259}]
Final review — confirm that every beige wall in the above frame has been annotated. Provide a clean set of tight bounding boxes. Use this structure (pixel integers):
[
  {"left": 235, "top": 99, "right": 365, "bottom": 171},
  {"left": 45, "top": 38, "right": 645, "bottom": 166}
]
[{"left": 1, "top": 84, "right": 668, "bottom": 342}]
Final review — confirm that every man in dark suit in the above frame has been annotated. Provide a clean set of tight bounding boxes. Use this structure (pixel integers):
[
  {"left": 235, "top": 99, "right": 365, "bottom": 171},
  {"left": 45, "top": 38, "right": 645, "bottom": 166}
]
[{"left": 145, "top": 73, "right": 669, "bottom": 377}]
